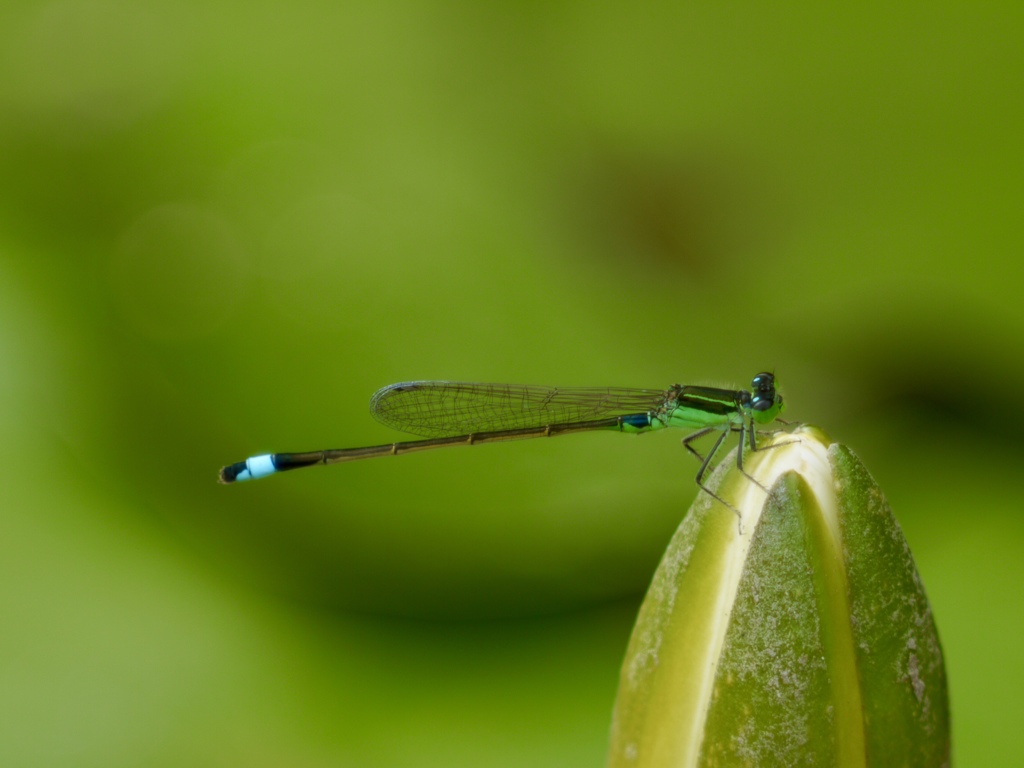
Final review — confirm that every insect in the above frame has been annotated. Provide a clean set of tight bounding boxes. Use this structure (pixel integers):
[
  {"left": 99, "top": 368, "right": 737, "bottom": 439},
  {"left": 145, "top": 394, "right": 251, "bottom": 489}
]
[{"left": 219, "top": 372, "right": 786, "bottom": 516}]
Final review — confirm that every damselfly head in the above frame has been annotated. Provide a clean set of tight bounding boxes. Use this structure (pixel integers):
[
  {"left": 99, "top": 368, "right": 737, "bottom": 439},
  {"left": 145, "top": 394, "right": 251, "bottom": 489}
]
[{"left": 750, "top": 371, "right": 784, "bottom": 423}]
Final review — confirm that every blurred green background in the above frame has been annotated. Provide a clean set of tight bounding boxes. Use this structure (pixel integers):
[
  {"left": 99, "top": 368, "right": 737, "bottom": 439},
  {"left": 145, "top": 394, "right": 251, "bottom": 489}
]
[{"left": 1, "top": 1, "right": 1021, "bottom": 765}]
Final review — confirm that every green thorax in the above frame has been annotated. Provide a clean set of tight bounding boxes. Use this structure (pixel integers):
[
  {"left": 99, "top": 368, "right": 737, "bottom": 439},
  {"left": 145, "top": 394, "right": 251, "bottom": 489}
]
[{"left": 664, "top": 385, "right": 746, "bottom": 430}]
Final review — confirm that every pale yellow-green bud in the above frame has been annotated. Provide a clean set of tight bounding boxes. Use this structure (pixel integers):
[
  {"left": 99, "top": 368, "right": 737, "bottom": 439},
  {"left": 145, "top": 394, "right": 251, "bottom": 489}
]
[{"left": 608, "top": 426, "right": 950, "bottom": 767}]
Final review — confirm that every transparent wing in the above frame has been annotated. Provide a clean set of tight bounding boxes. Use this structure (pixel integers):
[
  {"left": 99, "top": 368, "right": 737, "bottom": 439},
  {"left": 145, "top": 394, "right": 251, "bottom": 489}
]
[{"left": 369, "top": 381, "right": 668, "bottom": 437}]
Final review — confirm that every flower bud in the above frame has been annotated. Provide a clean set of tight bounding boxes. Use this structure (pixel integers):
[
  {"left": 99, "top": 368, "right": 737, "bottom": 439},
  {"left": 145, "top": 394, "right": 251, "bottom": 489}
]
[{"left": 608, "top": 426, "right": 950, "bottom": 766}]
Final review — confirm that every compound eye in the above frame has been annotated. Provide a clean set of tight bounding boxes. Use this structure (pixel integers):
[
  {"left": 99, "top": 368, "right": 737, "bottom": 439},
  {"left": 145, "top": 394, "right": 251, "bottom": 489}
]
[
  {"left": 752, "top": 372, "right": 774, "bottom": 392},
  {"left": 752, "top": 397, "right": 773, "bottom": 412}
]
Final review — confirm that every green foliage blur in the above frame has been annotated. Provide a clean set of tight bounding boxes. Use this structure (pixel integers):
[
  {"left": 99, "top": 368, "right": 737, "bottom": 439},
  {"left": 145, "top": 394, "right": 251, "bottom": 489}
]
[{"left": 1, "top": 1, "right": 1021, "bottom": 764}]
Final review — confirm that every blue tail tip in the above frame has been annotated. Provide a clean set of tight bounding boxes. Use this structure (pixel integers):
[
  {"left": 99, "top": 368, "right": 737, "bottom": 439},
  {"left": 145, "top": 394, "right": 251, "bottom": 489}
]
[{"left": 219, "top": 454, "right": 277, "bottom": 484}]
